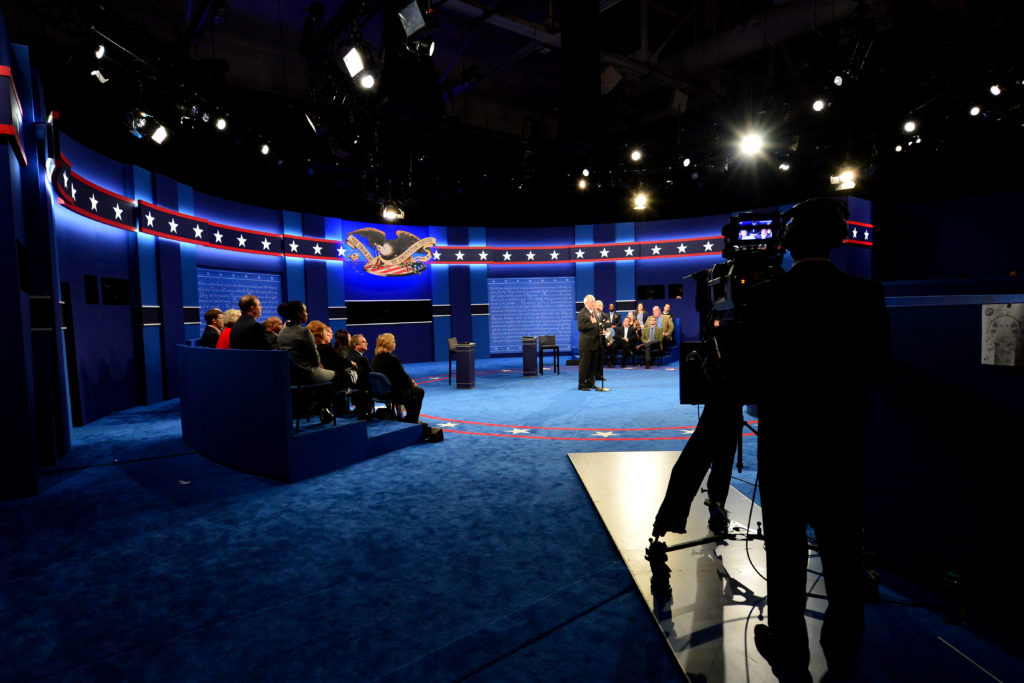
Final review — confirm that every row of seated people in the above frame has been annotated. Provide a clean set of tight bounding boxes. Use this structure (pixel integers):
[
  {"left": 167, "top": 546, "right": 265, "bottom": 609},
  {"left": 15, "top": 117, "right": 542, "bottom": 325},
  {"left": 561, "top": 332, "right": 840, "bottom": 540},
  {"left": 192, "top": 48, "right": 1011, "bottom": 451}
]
[
  {"left": 600, "top": 303, "right": 676, "bottom": 369},
  {"left": 196, "top": 295, "right": 423, "bottom": 424}
]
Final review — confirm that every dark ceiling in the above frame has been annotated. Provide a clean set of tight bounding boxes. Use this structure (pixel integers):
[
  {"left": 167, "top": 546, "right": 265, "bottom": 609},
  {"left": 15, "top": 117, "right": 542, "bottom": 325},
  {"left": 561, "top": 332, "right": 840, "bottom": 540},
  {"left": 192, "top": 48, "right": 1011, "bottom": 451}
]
[{"left": 6, "top": 0, "right": 1024, "bottom": 225}]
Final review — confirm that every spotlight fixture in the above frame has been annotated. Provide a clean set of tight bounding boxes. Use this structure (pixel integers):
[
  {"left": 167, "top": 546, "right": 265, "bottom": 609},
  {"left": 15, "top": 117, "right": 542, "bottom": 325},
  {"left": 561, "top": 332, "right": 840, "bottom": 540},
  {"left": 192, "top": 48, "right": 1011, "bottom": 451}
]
[
  {"left": 630, "top": 149, "right": 642, "bottom": 162},
  {"left": 903, "top": 120, "right": 917, "bottom": 133},
  {"left": 94, "top": 44, "right": 105, "bottom": 59},
  {"left": 342, "top": 45, "right": 378, "bottom": 90},
  {"left": 215, "top": 117, "right": 227, "bottom": 131},
  {"left": 812, "top": 99, "right": 826, "bottom": 112},
  {"left": 970, "top": 106, "right": 981, "bottom": 116},
  {"left": 127, "top": 109, "right": 149, "bottom": 138},
  {"left": 682, "top": 158, "right": 691, "bottom": 167},
  {"left": 381, "top": 203, "right": 405, "bottom": 221},
  {"left": 779, "top": 162, "right": 791, "bottom": 171},
  {"left": 895, "top": 144, "right": 903, "bottom": 152},
  {"left": 830, "top": 169, "right": 856, "bottom": 190},
  {"left": 260, "top": 143, "right": 270, "bottom": 156},
  {"left": 632, "top": 191, "right": 648, "bottom": 210},
  {"left": 577, "top": 178, "right": 587, "bottom": 190},
  {"left": 90, "top": 70, "right": 109, "bottom": 84},
  {"left": 398, "top": 2, "right": 436, "bottom": 58},
  {"left": 358, "top": 73, "right": 376, "bottom": 89},
  {"left": 582, "top": 168, "right": 590, "bottom": 177},
  {"left": 833, "top": 74, "right": 844, "bottom": 87},
  {"left": 151, "top": 125, "right": 169, "bottom": 145},
  {"left": 990, "top": 84, "right": 1001, "bottom": 96},
  {"left": 739, "top": 133, "right": 764, "bottom": 156}
]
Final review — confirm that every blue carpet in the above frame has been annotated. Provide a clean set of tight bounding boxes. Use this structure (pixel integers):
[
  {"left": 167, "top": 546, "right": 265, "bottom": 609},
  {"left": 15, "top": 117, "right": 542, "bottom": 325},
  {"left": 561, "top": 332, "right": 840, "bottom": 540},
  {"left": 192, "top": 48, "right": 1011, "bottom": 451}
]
[{"left": 1, "top": 357, "right": 1016, "bottom": 681}]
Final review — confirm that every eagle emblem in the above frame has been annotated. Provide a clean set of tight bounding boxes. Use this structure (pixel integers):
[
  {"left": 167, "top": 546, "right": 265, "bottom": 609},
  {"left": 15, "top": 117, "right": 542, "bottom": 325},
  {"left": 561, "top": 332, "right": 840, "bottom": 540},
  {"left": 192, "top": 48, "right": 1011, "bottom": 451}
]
[{"left": 345, "top": 228, "right": 436, "bottom": 276}]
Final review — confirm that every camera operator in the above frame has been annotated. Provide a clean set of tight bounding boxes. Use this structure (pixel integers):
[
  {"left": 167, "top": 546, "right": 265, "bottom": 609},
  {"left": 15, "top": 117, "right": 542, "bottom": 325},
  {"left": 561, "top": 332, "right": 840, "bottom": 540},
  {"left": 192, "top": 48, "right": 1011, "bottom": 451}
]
[{"left": 746, "top": 198, "right": 891, "bottom": 682}]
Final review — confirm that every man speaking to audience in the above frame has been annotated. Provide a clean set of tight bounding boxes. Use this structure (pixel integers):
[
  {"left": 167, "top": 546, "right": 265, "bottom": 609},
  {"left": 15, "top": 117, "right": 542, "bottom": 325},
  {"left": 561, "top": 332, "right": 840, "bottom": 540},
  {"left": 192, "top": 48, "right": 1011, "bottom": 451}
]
[{"left": 576, "top": 294, "right": 601, "bottom": 391}]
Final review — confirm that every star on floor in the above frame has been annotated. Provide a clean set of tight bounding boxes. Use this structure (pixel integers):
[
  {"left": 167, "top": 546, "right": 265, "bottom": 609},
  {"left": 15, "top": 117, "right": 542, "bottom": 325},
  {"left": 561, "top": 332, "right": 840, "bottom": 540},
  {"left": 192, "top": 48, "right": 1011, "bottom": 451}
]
[
  {"left": 436, "top": 422, "right": 458, "bottom": 428},
  {"left": 593, "top": 431, "right": 618, "bottom": 437},
  {"left": 509, "top": 428, "right": 531, "bottom": 434}
]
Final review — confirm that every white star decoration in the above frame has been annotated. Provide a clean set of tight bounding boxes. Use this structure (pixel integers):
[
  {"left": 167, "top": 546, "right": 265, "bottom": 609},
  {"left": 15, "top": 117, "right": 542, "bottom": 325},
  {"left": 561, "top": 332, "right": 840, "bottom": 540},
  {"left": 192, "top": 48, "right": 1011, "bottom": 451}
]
[
  {"left": 213, "top": 231, "right": 223, "bottom": 243},
  {"left": 526, "top": 251, "right": 535, "bottom": 260},
  {"left": 575, "top": 249, "right": 585, "bottom": 258},
  {"left": 436, "top": 422, "right": 458, "bottom": 428},
  {"left": 550, "top": 250, "right": 559, "bottom": 260},
  {"left": 70, "top": 184, "right": 77, "bottom": 201},
  {"left": 680, "top": 428, "right": 694, "bottom": 435},
  {"left": 313, "top": 244, "right": 322, "bottom": 255},
  {"left": 600, "top": 248, "right": 610, "bottom": 257},
  {"left": 261, "top": 238, "right": 271, "bottom": 250},
  {"left": 624, "top": 246, "right": 634, "bottom": 256},
  {"left": 594, "top": 431, "right": 617, "bottom": 437},
  {"left": 509, "top": 428, "right": 531, "bottom": 434},
  {"left": 145, "top": 212, "right": 155, "bottom": 227},
  {"left": 62, "top": 171, "right": 68, "bottom": 187},
  {"left": 651, "top": 245, "right": 661, "bottom": 255},
  {"left": 851, "top": 228, "right": 858, "bottom": 239},
  {"left": 503, "top": 252, "right": 512, "bottom": 261},
  {"left": 338, "top": 245, "right": 346, "bottom": 256},
  {"left": 703, "top": 241, "right": 714, "bottom": 251},
  {"left": 677, "top": 243, "right": 688, "bottom": 253},
  {"left": 289, "top": 241, "right": 299, "bottom": 253},
  {"left": 455, "top": 251, "right": 465, "bottom": 260},
  {"left": 479, "top": 251, "right": 488, "bottom": 260},
  {"left": 168, "top": 218, "right": 179, "bottom": 232},
  {"left": 192, "top": 224, "right": 203, "bottom": 238},
  {"left": 89, "top": 194, "right": 99, "bottom": 211},
  {"left": 864, "top": 230, "right": 870, "bottom": 240},
  {"left": 237, "top": 235, "right": 247, "bottom": 247},
  {"left": 112, "top": 204, "right": 123, "bottom": 220}
]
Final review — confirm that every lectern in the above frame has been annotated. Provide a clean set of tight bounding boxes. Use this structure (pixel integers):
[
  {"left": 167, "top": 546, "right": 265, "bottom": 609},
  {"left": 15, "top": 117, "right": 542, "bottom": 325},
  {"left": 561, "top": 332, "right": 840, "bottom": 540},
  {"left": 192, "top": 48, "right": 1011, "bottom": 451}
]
[{"left": 455, "top": 342, "right": 476, "bottom": 389}]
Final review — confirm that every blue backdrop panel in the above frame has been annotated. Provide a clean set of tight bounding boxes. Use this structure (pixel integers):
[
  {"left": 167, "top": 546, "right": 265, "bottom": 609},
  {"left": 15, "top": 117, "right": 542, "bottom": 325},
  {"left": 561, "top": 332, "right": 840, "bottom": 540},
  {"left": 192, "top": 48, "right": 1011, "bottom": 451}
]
[
  {"left": 197, "top": 268, "right": 282, "bottom": 321},
  {"left": 487, "top": 277, "right": 576, "bottom": 353},
  {"left": 343, "top": 224, "right": 433, "bottom": 301}
]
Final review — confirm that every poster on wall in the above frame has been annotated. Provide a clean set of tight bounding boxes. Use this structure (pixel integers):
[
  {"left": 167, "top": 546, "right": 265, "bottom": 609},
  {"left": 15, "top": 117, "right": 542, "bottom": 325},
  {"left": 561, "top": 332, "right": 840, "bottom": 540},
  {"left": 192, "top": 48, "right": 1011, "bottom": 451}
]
[
  {"left": 981, "top": 303, "right": 1024, "bottom": 366},
  {"left": 487, "top": 277, "right": 576, "bottom": 354}
]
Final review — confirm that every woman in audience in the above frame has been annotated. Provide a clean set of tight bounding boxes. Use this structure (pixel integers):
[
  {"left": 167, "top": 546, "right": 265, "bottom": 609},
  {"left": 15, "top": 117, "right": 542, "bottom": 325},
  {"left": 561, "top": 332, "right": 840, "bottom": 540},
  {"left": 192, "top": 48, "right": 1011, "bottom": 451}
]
[
  {"left": 333, "top": 328, "right": 352, "bottom": 360},
  {"left": 372, "top": 332, "right": 424, "bottom": 424},
  {"left": 215, "top": 309, "right": 242, "bottom": 349},
  {"left": 308, "top": 320, "right": 358, "bottom": 415},
  {"left": 276, "top": 301, "right": 335, "bottom": 385}
]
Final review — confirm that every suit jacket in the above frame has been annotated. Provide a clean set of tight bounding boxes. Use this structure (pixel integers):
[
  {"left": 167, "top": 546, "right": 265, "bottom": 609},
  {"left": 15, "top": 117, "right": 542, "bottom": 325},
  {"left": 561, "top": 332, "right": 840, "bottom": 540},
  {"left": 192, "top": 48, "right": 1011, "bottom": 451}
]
[
  {"left": 372, "top": 351, "right": 414, "bottom": 398},
  {"left": 608, "top": 311, "right": 622, "bottom": 326},
  {"left": 345, "top": 349, "right": 372, "bottom": 391},
  {"left": 622, "top": 323, "right": 641, "bottom": 346},
  {"left": 642, "top": 319, "right": 662, "bottom": 343},
  {"left": 661, "top": 313, "right": 675, "bottom": 342},
  {"left": 231, "top": 314, "right": 272, "bottom": 350},
  {"left": 278, "top": 324, "right": 321, "bottom": 382},
  {"left": 577, "top": 306, "right": 601, "bottom": 351},
  {"left": 197, "top": 325, "right": 221, "bottom": 348}
]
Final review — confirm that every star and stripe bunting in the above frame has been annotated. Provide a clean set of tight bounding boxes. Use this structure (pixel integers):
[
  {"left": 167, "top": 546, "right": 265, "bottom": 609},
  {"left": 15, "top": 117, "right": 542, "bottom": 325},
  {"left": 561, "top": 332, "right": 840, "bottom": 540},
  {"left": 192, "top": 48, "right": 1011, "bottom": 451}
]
[
  {"left": 50, "top": 155, "right": 873, "bottom": 263},
  {"left": 0, "top": 66, "right": 28, "bottom": 167}
]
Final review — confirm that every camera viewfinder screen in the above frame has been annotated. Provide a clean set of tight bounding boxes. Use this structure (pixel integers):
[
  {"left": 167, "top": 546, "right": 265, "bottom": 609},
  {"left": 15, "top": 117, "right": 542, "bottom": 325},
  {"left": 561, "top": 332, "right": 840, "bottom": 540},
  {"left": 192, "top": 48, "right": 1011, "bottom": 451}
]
[{"left": 737, "top": 226, "right": 773, "bottom": 241}]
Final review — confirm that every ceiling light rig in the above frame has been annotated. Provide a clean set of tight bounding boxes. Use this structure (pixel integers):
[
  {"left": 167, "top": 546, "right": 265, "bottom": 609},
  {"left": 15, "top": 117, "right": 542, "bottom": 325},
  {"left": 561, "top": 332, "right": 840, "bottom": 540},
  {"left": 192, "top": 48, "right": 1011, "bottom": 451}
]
[
  {"left": 738, "top": 133, "right": 764, "bottom": 157},
  {"left": 632, "top": 190, "right": 649, "bottom": 211}
]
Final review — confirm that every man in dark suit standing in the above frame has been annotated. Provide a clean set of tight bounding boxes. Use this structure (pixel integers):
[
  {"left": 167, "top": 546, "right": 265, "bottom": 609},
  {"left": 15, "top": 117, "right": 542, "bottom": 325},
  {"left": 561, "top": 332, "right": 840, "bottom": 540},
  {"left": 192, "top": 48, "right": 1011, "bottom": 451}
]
[
  {"left": 230, "top": 295, "right": 272, "bottom": 350},
  {"left": 197, "top": 308, "right": 223, "bottom": 347},
  {"left": 576, "top": 294, "right": 601, "bottom": 391},
  {"left": 748, "top": 198, "right": 891, "bottom": 682}
]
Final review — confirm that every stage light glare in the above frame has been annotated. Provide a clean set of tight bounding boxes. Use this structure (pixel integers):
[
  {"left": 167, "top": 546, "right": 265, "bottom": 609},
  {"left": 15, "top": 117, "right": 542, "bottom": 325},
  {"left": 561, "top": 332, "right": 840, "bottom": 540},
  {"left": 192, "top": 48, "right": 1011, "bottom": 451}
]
[
  {"left": 633, "top": 192, "right": 648, "bottom": 210},
  {"left": 582, "top": 168, "right": 590, "bottom": 177},
  {"left": 261, "top": 143, "right": 270, "bottom": 155},
  {"left": 812, "top": 99, "right": 826, "bottom": 112},
  {"left": 779, "top": 162, "right": 790, "bottom": 171},
  {"left": 95, "top": 44, "right": 105, "bottom": 59},
  {"left": 833, "top": 74, "right": 843, "bottom": 87},
  {"left": 359, "top": 73, "right": 376, "bottom": 89},
  {"left": 630, "top": 149, "right": 642, "bottom": 161},
  {"left": 90, "top": 70, "right": 109, "bottom": 84},
  {"left": 739, "top": 133, "right": 763, "bottom": 156},
  {"left": 151, "top": 125, "right": 168, "bottom": 144},
  {"left": 343, "top": 47, "right": 365, "bottom": 78},
  {"left": 830, "top": 168, "right": 856, "bottom": 190},
  {"left": 903, "top": 120, "right": 917, "bottom": 133},
  {"left": 305, "top": 113, "right": 318, "bottom": 133},
  {"left": 895, "top": 144, "right": 903, "bottom": 152},
  {"left": 215, "top": 117, "right": 227, "bottom": 130},
  {"left": 381, "top": 203, "right": 405, "bottom": 221},
  {"left": 990, "top": 84, "right": 1001, "bottom": 96},
  {"left": 682, "top": 157, "right": 691, "bottom": 167},
  {"left": 577, "top": 178, "right": 587, "bottom": 190},
  {"left": 970, "top": 105, "right": 981, "bottom": 116}
]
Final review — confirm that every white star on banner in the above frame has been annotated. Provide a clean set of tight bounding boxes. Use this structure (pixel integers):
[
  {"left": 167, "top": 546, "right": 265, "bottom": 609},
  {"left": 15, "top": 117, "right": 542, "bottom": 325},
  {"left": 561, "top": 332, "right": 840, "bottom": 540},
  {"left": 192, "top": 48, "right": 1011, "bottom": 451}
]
[
  {"left": 593, "top": 431, "right": 618, "bottom": 437},
  {"left": 89, "top": 194, "right": 99, "bottom": 211},
  {"left": 62, "top": 171, "right": 68, "bottom": 187},
  {"left": 550, "top": 250, "right": 559, "bottom": 260},
  {"left": 526, "top": 251, "right": 536, "bottom": 260},
  {"left": 624, "top": 246, "right": 634, "bottom": 256},
  {"left": 168, "top": 219, "right": 178, "bottom": 232},
  {"left": 70, "top": 184, "right": 77, "bottom": 201},
  {"left": 600, "top": 248, "right": 610, "bottom": 257},
  {"left": 509, "top": 428, "right": 531, "bottom": 434},
  {"left": 864, "top": 230, "right": 870, "bottom": 240},
  {"left": 575, "top": 249, "right": 585, "bottom": 258},
  {"left": 261, "top": 238, "right": 271, "bottom": 250},
  {"left": 677, "top": 243, "right": 688, "bottom": 253},
  {"left": 289, "top": 241, "right": 300, "bottom": 253},
  {"left": 503, "top": 252, "right": 512, "bottom": 261},
  {"left": 112, "top": 204, "right": 123, "bottom": 220},
  {"left": 213, "top": 231, "right": 223, "bottom": 243},
  {"left": 432, "top": 249, "right": 441, "bottom": 260},
  {"left": 237, "top": 235, "right": 247, "bottom": 247},
  {"left": 455, "top": 251, "right": 465, "bottom": 260},
  {"left": 703, "top": 241, "right": 714, "bottom": 251},
  {"left": 479, "top": 251, "right": 488, "bottom": 260},
  {"left": 145, "top": 212, "right": 155, "bottom": 227},
  {"left": 851, "top": 228, "right": 858, "bottom": 239},
  {"left": 680, "top": 428, "right": 694, "bottom": 435},
  {"left": 338, "top": 245, "right": 346, "bottom": 256},
  {"left": 437, "top": 422, "right": 458, "bottom": 428},
  {"left": 192, "top": 224, "right": 203, "bottom": 239},
  {"left": 651, "top": 245, "right": 661, "bottom": 255},
  {"left": 313, "top": 244, "right": 322, "bottom": 255}
]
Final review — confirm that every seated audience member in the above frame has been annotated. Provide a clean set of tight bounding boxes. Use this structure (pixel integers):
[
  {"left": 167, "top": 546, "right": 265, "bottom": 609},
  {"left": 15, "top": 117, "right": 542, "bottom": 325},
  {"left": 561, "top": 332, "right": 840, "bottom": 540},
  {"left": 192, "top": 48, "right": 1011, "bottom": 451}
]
[
  {"left": 263, "top": 316, "right": 283, "bottom": 349},
  {"left": 620, "top": 314, "right": 640, "bottom": 365},
  {"left": 276, "top": 300, "right": 335, "bottom": 385},
  {"left": 215, "top": 309, "right": 242, "bottom": 349},
  {"left": 197, "top": 308, "right": 223, "bottom": 347},
  {"left": 605, "top": 313, "right": 624, "bottom": 367},
  {"left": 641, "top": 312, "right": 663, "bottom": 368},
  {"left": 348, "top": 333, "right": 373, "bottom": 419},
  {"left": 308, "top": 320, "right": 358, "bottom": 415},
  {"left": 231, "top": 295, "right": 272, "bottom": 350},
  {"left": 661, "top": 303, "right": 676, "bottom": 348},
  {"left": 334, "top": 329, "right": 352, "bottom": 359},
  {"left": 372, "top": 333, "right": 424, "bottom": 424}
]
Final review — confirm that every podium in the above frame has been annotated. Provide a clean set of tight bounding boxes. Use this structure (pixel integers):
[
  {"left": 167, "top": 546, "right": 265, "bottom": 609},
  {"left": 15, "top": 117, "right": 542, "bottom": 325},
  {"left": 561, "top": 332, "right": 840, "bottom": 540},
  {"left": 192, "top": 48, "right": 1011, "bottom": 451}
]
[
  {"left": 455, "top": 343, "right": 476, "bottom": 389},
  {"left": 522, "top": 337, "right": 538, "bottom": 376}
]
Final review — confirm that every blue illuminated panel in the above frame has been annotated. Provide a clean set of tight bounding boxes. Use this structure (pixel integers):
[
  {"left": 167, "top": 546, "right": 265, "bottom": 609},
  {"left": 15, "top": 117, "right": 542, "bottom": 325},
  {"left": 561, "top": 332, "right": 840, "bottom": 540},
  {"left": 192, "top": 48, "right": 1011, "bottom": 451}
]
[
  {"left": 487, "top": 277, "right": 575, "bottom": 354},
  {"left": 197, "top": 268, "right": 282, "bottom": 321}
]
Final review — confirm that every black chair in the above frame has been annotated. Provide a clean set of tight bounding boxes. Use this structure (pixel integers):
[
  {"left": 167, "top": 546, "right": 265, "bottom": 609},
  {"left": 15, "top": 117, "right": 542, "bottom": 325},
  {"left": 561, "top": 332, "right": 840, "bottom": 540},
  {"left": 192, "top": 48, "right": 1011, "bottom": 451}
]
[
  {"left": 290, "top": 381, "right": 336, "bottom": 433},
  {"left": 369, "top": 371, "right": 402, "bottom": 420},
  {"left": 538, "top": 335, "right": 559, "bottom": 375},
  {"left": 447, "top": 337, "right": 458, "bottom": 385}
]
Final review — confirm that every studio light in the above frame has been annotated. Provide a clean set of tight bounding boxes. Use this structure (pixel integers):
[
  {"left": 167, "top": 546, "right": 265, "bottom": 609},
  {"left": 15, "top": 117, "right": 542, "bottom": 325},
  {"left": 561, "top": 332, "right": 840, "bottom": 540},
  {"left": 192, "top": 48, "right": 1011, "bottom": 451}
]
[
  {"left": 398, "top": 1, "right": 436, "bottom": 58},
  {"left": 833, "top": 74, "right": 844, "bottom": 87},
  {"left": 831, "top": 169, "right": 856, "bottom": 190},
  {"left": 90, "top": 70, "right": 109, "bottom": 84},
  {"left": 95, "top": 44, "right": 105, "bottom": 59},
  {"left": 632, "top": 191, "right": 648, "bottom": 210},
  {"left": 682, "top": 158, "right": 691, "bottom": 167},
  {"left": 739, "top": 133, "right": 763, "bottom": 156},
  {"left": 970, "top": 105, "right": 981, "bottom": 116},
  {"left": 582, "top": 168, "right": 590, "bottom": 177},
  {"left": 812, "top": 99, "right": 826, "bottom": 112},
  {"left": 577, "top": 178, "right": 587, "bottom": 190},
  {"left": 359, "top": 73, "right": 376, "bottom": 89},
  {"left": 215, "top": 117, "right": 227, "bottom": 130},
  {"left": 343, "top": 47, "right": 366, "bottom": 78},
  {"left": 630, "top": 148, "right": 642, "bottom": 162},
  {"left": 151, "top": 125, "right": 169, "bottom": 144},
  {"left": 381, "top": 203, "right": 405, "bottom": 221},
  {"left": 895, "top": 144, "right": 903, "bottom": 152},
  {"left": 779, "top": 162, "right": 791, "bottom": 171},
  {"left": 342, "top": 45, "right": 378, "bottom": 89},
  {"left": 990, "top": 84, "right": 1001, "bottom": 96},
  {"left": 260, "top": 143, "right": 270, "bottom": 155},
  {"left": 903, "top": 120, "right": 917, "bottom": 133},
  {"left": 127, "top": 109, "right": 149, "bottom": 139}
]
